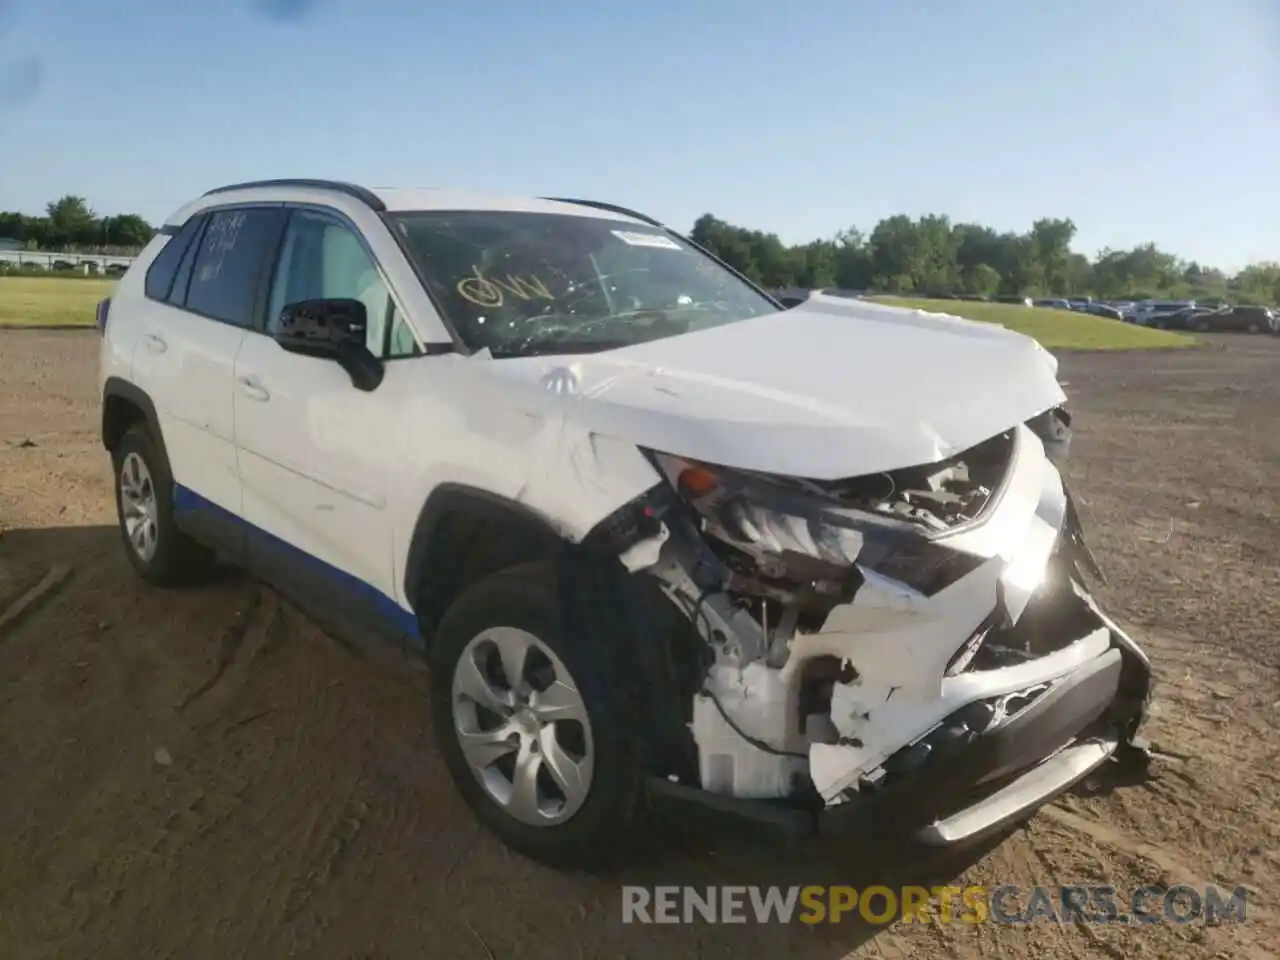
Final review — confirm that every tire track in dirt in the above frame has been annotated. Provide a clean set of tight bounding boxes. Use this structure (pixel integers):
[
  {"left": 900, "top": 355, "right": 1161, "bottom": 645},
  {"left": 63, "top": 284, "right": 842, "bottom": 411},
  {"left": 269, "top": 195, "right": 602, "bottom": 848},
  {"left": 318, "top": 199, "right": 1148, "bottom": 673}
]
[
  {"left": 233, "top": 610, "right": 449, "bottom": 958},
  {"left": 0, "top": 561, "right": 72, "bottom": 639},
  {"left": 177, "top": 587, "right": 281, "bottom": 729},
  {"left": 77, "top": 595, "right": 458, "bottom": 958},
  {"left": 1040, "top": 807, "right": 1275, "bottom": 923}
]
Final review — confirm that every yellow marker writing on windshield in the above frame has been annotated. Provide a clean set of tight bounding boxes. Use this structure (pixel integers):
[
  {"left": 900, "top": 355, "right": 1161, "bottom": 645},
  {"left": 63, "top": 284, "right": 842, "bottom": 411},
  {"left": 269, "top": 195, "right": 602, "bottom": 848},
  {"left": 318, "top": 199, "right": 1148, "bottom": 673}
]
[{"left": 457, "top": 266, "right": 555, "bottom": 307}]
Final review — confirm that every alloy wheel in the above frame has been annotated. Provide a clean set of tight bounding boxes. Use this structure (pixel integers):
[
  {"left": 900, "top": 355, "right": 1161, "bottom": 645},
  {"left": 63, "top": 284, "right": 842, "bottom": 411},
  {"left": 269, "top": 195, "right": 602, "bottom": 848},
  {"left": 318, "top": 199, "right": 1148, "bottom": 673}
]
[
  {"left": 119, "top": 451, "right": 159, "bottom": 562},
  {"left": 451, "top": 627, "right": 594, "bottom": 826}
]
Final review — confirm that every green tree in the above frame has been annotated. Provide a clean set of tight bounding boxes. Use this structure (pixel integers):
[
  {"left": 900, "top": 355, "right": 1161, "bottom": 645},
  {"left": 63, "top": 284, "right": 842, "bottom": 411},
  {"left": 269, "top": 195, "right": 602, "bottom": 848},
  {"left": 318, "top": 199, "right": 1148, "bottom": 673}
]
[
  {"left": 793, "top": 240, "right": 838, "bottom": 289},
  {"left": 44, "top": 195, "right": 97, "bottom": 247},
  {"left": 103, "top": 213, "right": 154, "bottom": 248},
  {"left": 1028, "top": 218, "right": 1077, "bottom": 294},
  {"left": 1232, "top": 262, "right": 1280, "bottom": 304},
  {"left": 962, "top": 262, "right": 1002, "bottom": 296}
]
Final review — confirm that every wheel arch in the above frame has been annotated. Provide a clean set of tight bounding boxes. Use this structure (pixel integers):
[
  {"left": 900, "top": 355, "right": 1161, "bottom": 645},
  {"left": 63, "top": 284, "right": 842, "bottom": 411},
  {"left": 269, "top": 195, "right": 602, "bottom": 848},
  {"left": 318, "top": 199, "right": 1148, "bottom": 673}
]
[
  {"left": 102, "top": 377, "right": 163, "bottom": 454},
  {"left": 404, "top": 484, "right": 570, "bottom": 644}
]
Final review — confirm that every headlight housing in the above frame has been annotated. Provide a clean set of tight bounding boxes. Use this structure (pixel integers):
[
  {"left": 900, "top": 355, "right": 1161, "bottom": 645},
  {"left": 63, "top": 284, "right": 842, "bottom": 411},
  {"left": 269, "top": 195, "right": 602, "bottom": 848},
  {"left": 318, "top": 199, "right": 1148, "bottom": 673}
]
[{"left": 647, "top": 451, "right": 984, "bottom": 596}]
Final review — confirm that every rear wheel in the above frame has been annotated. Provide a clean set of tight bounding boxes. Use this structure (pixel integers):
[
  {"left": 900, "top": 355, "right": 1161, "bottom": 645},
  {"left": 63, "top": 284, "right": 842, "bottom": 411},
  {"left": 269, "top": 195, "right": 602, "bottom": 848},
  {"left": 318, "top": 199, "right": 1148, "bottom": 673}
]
[
  {"left": 112, "top": 424, "right": 215, "bottom": 586},
  {"left": 1247, "top": 323, "right": 1259, "bottom": 334},
  {"left": 429, "top": 558, "right": 653, "bottom": 869}
]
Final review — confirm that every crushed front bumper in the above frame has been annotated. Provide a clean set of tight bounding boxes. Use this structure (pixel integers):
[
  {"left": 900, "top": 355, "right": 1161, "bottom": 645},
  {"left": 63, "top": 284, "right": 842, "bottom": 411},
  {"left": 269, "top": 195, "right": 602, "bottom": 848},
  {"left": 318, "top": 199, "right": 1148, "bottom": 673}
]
[
  {"left": 621, "top": 421, "right": 1154, "bottom": 847},
  {"left": 646, "top": 607, "right": 1152, "bottom": 848}
]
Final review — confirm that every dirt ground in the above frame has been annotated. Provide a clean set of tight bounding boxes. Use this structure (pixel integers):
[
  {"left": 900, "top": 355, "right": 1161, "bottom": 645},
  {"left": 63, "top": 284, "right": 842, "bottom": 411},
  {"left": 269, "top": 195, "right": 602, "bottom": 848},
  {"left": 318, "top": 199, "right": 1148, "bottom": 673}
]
[{"left": 1, "top": 330, "right": 1277, "bottom": 960}]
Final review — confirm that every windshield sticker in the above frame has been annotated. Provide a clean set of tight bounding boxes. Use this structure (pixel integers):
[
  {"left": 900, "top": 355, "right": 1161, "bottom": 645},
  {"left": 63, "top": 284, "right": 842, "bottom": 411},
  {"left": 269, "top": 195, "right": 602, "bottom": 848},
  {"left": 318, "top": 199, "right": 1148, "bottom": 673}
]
[
  {"left": 610, "top": 230, "right": 683, "bottom": 251},
  {"left": 457, "top": 266, "right": 556, "bottom": 308}
]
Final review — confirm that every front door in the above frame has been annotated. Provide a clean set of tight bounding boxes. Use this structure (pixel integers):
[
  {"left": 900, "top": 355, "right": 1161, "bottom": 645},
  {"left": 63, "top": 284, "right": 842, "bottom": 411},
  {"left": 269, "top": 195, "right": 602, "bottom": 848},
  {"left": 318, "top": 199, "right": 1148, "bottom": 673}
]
[{"left": 233, "top": 206, "right": 420, "bottom": 638}]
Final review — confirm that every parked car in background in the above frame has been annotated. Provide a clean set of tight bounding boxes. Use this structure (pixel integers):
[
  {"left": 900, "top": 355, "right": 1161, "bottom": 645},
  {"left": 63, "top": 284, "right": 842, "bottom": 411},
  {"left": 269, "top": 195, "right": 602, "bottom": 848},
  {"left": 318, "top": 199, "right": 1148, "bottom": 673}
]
[
  {"left": 1197, "top": 305, "right": 1277, "bottom": 334},
  {"left": 1127, "top": 300, "right": 1193, "bottom": 326},
  {"left": 1078, "top": 302, "right": 1124, "bottom": 321},
  {"left": 1151, "top": 306, "right": 1215, "bottom": 330},
  {"left": 1034, "top": 299, "right": 1072, "bottom": 310}
]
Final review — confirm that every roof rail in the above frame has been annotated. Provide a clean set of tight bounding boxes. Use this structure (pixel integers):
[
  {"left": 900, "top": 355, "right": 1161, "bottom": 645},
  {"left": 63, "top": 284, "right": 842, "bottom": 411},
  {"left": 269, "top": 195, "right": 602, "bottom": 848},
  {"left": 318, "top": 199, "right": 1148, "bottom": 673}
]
[
  {"left": 541, "top": 197, "right": 665, "bottom": 229},
  {"left": 202, "top": 178, "right": 386, "bottom": 212}
]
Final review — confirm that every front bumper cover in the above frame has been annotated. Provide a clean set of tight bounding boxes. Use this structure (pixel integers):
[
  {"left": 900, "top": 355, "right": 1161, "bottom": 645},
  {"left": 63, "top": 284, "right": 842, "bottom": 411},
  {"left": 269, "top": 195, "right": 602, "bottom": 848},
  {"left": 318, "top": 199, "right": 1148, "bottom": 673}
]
[{"left": 646, "top": 624, "right": 1152, "bottom": 847}]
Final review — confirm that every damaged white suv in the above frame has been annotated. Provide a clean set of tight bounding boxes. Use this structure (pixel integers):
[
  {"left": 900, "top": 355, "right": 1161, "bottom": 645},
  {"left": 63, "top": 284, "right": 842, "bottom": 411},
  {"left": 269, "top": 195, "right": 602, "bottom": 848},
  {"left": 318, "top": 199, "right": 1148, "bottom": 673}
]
[{"left": 98, "top": 179, "right": 1152, "bottom": 868}]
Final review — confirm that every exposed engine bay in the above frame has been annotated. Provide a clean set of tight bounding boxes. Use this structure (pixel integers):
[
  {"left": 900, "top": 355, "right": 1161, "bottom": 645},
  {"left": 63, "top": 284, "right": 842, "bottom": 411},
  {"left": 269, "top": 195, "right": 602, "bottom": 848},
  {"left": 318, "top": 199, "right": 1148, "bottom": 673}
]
[{"left": 615, "top": 402, "right": 1140, "bottom": 813}]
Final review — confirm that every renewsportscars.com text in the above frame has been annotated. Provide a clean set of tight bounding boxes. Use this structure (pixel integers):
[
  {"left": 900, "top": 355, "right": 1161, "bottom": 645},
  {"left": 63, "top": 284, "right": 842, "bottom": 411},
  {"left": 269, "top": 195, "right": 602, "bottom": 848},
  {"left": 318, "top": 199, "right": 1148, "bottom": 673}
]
[{"left": 621, "top": 884, "right": 1249, "bottom": 926}]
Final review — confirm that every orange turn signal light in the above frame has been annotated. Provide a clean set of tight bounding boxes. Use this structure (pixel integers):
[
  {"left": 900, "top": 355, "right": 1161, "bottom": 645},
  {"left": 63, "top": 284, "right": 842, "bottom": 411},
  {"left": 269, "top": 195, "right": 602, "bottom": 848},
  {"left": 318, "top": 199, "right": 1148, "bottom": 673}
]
[{"left": 677, "top": 465, "right": 719, "bottom": 499}]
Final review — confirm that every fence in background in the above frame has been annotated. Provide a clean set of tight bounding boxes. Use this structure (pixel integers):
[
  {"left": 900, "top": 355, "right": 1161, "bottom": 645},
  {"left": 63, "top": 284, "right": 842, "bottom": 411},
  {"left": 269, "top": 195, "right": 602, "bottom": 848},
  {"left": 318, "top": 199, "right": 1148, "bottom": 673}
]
[{"left": 0, "top": 250, "right": 138, "bottom": 274}]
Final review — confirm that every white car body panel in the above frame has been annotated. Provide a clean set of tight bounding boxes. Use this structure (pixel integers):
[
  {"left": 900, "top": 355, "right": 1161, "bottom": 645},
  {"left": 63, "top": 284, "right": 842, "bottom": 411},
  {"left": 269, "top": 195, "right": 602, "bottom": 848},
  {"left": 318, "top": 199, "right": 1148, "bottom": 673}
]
[
  {"left": 233, "top": 332, "right": 399, "bottom": 597},
  {"left": 116, "top": 238, "right": 247, "bottom": 515},
  {"left": 482, "top": 303, "right": 1065, "bottom": 481},
  {"left": 380, "top": 358, "right": 665, "bottom": 606}
]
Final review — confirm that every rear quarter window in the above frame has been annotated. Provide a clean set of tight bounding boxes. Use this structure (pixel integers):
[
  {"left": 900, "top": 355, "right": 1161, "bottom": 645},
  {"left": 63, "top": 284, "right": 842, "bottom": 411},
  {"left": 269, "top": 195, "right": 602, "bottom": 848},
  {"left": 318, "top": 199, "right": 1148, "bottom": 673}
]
[{"left": 143, "top": 218, "right": 204, "bottom": 303}]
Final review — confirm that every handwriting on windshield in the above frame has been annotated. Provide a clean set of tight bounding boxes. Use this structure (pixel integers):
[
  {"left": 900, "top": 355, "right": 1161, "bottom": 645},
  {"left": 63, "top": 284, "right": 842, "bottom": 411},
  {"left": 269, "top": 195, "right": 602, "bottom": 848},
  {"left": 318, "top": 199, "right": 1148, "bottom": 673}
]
[{"left": 457, "top": 266, "right": 555, "bottom": 308}]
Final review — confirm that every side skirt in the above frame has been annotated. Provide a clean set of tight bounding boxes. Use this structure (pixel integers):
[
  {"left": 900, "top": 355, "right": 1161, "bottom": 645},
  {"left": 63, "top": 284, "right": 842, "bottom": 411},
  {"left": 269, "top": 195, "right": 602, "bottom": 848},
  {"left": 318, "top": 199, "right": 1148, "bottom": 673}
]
[{"left": 172, "top": 485, "right": 427, "bottom": 664}]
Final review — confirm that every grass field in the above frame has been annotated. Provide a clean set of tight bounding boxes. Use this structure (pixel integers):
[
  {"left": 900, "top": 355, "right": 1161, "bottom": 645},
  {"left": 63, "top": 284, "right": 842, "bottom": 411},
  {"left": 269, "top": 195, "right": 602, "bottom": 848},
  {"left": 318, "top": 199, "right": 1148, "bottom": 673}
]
[
  {"left": 870, "top": 297, "right": 1194, "bottom": 349},
  {"left": 0, "top": 276, "right": 117, "bottom": 328}
]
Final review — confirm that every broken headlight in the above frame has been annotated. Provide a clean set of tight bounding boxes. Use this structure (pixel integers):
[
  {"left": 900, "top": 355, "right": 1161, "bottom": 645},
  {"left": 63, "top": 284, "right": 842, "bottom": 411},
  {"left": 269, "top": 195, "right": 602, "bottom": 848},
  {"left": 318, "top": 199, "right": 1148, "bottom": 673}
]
[{"left": 646, "top": 452, "right": 984, "bottom": 596}]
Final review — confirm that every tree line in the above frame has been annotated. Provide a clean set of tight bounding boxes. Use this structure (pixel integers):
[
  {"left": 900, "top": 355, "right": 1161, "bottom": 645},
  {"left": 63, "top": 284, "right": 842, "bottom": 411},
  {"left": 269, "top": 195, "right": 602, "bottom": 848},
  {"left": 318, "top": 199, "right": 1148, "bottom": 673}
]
[
  {"left": 0, "top": 195, "right": 154, "bottom": 254},
  {"left": 4, "top": 194, "right": 1276, "bottom": 305},
  {"left": 689, "top": 213, "right": 1280, "bottom": 306}
]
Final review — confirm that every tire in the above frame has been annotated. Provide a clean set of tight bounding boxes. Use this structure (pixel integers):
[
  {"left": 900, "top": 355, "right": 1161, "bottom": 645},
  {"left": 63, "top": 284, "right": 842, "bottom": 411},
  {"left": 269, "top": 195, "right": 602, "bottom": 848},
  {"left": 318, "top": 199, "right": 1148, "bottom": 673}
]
[
  {"left": 429, "top": 557, "right": 654, "bottom": 870},
  {"left": 1247, "top": 323, "right": 1259, "bottom": 334},
  {"left": 112, "top": 423, "right": 215, "bottom": 587},
  {"left": 1197, "top": 321, "right": 1210, "bottom": 332}
]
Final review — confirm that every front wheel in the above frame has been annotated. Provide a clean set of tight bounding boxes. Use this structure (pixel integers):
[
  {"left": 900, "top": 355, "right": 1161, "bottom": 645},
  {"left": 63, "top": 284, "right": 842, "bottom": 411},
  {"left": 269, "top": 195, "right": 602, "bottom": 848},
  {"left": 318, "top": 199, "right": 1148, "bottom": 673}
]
[{"left": 429, "top": 559, "right": 652, "bottom": 869}]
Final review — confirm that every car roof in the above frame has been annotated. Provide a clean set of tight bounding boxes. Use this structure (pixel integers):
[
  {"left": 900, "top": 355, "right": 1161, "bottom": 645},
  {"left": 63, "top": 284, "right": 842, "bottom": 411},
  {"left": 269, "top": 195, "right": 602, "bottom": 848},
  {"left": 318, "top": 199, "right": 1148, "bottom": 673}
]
[
  {"left": 165, "top": 179, "right": 652, "bottom": 230},
  {"left": 370, "top": 188, "right": 637, "bottom": 219}
]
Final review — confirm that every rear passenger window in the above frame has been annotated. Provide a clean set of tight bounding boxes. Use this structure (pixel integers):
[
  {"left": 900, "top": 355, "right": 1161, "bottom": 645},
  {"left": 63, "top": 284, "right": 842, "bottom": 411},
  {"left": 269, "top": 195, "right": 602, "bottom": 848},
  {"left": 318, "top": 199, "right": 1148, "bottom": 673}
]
[
  {"left": 185, "top": 208, "right": 284, "bottom": 328},
  {"left": 144, "top": 217, "right": 203, "bottom": 303}
]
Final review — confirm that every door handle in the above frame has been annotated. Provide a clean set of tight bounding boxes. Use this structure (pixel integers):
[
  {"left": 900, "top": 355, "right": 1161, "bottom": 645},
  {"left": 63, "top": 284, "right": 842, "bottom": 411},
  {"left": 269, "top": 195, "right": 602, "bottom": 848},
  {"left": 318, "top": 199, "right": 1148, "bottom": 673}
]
[
  {"left": 142, "top": 333, "right": 167, "bottom": 354},
  {"left": 237, "top": 375, "right": 270, "bottom": 402}
]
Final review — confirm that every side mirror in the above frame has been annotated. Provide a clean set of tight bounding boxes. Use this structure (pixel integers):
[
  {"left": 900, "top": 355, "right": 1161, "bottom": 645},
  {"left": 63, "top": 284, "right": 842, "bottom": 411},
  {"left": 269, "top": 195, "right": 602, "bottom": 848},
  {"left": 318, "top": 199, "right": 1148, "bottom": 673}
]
[{"left": 274, "top": 298, "right": 384, "bottom": 391}]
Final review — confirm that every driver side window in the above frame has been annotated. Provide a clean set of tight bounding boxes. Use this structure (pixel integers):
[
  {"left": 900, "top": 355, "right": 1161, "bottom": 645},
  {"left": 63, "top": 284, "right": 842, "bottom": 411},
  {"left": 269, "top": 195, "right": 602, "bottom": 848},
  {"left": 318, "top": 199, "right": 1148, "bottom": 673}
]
[{"left": 267, "top": 210, "right": 420, "bottom": 357}]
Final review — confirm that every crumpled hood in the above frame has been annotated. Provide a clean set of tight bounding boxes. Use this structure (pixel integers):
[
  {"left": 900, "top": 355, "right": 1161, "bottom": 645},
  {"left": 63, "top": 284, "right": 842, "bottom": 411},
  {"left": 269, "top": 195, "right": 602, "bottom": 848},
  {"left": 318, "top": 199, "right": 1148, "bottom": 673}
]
[{"left": 483, "top": 298, "right": 1066, "bottom": 479}]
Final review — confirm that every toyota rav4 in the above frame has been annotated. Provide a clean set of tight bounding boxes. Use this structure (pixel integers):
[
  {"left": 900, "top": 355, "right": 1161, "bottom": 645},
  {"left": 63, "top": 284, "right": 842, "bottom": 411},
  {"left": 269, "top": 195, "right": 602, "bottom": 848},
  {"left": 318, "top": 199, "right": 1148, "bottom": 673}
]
[{"left": 97, "top": 179, "right": 1152, "bottom": 869}]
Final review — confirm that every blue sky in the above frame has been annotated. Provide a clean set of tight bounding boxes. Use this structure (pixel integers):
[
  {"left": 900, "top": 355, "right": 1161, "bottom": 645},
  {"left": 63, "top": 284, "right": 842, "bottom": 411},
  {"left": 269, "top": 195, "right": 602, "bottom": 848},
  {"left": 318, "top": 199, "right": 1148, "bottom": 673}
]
[{"left": 1, "top": 0, "right": 1277, "bottom": 271}]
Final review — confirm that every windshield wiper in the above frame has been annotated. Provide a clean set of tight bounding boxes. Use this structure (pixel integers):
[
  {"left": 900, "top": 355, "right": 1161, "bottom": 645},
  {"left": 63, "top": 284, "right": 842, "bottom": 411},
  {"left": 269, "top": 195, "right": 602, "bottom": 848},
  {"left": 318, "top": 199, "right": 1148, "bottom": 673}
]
[{"left": 488, "top": 339, "right": 633, "bottom": 358}]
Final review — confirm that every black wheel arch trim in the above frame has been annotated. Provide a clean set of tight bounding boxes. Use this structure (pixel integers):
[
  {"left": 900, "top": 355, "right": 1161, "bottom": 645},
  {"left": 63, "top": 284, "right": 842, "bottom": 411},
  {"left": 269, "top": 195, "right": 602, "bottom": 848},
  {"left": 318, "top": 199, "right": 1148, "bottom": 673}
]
[
  {"left": 102, "top": 377, "right": 164, "bottom": 454},
  {"left": 402, "top": 483, "right": 568, "bottom": 612}
]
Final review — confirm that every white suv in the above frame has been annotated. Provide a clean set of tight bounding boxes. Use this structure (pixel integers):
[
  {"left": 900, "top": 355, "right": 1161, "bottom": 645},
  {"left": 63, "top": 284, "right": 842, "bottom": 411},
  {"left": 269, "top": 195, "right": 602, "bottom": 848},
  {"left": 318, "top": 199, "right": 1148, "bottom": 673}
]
[{"left": 97, "top": 179, "right": 1152, "bottom": 869}]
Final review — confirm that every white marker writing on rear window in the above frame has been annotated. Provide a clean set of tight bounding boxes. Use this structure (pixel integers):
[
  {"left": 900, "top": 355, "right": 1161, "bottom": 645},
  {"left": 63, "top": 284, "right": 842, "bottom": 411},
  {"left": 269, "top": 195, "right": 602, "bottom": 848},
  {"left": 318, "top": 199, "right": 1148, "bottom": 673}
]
[{"left": 611, "top": 230, "right": 682, "bottom": 250}]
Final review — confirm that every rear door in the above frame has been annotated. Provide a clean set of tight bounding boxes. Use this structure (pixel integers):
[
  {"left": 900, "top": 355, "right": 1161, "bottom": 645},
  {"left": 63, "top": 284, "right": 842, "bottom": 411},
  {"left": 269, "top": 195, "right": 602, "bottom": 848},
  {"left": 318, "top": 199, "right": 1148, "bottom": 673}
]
[{"left": 128, "top": 206, "right": 282, "bottom": 522}]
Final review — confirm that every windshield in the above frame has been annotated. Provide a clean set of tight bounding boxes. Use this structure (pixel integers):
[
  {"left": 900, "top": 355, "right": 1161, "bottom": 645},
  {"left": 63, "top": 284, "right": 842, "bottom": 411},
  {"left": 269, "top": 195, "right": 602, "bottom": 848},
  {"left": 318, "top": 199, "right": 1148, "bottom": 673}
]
[{"left": 388, "top": 210, "right": 779, "bottom": 356}]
